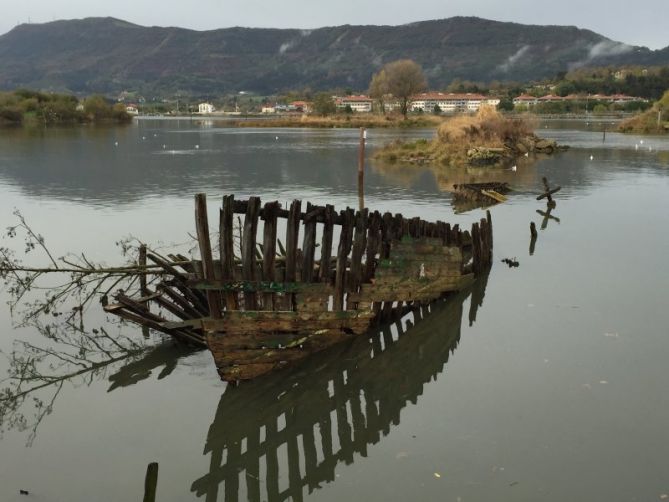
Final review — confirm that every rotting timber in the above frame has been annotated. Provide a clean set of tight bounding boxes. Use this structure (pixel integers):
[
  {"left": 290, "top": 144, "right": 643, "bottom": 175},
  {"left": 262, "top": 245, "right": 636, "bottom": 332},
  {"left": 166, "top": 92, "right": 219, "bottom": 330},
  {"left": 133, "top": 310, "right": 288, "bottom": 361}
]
[{"left": 103, "top": 194, "right": 494, "bottom": 382}]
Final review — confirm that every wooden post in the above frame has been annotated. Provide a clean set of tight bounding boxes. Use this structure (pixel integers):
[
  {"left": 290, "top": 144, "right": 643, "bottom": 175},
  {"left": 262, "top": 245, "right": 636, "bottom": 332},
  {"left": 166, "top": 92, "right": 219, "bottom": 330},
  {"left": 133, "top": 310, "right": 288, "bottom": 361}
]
[
  {"left": 262, "top": 201, "right": 279, "bottom": 309},
  {"left": 143, "top": 462, "right": 158, "bottom": 502},
  {"left": 530, "top": 222, "right": 537, "bottom": 256},
  {"left": 358, "top": 128, "right": 366, "bottom": 211},
  {"left": 194, "top": 193, "right": 222, "bottom": 318},
  {"left": 319, "top": 205, "right": 335, "bottom": 283},
  {"left": 220, "top": 195, "right": 237, "bottom": 310},
  {"left": 139, "top": 244, "right": 148, "bottom": 296},
  {"left": 349, "top": 208, "right": 368, "bottom": 303},
  {"left": 242, "top": 196, "right": 261, "bottom": 310},
  {"left": 301, "top": 202, "right": 318, "bottom": 283},
  {"left": 334, "top": 208, "right": 354, "bottom": 311},
  {"left": 138, "top": 244, "right": 150, "bottom": 338}
]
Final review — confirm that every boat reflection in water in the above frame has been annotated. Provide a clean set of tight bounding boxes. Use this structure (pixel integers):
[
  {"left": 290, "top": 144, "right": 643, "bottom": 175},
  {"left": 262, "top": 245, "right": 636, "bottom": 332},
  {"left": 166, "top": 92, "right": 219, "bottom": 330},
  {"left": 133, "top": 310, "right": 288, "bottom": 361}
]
[{"left": 191, "top": 273, "right": 489, "bottom": 501}]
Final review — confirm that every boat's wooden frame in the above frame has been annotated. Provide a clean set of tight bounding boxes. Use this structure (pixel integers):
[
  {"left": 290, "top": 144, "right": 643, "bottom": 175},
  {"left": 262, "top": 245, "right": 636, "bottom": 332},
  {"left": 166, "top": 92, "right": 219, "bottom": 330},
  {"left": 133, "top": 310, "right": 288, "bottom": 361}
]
[{"left": 104, "top": 194, "right": 493, "bottom": 381}]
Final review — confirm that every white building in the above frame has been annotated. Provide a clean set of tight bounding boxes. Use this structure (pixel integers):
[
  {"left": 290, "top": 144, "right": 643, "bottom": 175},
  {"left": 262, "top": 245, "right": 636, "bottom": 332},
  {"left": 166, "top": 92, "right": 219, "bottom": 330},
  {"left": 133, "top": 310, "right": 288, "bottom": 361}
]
[
  {"left": 198, "top": 102, "right": 215, "bottom": 114},
  {"left": 410, "top": 93, "right": 491, "bottom": 113},
  {"left": 513, "top": 94, "right": 539, "bottom": 107},
  {"left": 335, "top": 95, "right": 373, "bottom": 113}
]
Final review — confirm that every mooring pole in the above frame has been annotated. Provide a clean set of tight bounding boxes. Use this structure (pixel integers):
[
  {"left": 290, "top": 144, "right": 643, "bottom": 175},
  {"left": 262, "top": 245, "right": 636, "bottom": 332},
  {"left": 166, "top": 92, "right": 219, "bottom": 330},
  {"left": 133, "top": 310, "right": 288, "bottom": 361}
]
[
  {"left": 530, "top": 222, "right": 538, "bottom": 256},
  {"left": 143, "top": 462, "right": 158, "bottom": 502},
  {"left": 358, "top": 128, "right": 366, "bottom": 211}
]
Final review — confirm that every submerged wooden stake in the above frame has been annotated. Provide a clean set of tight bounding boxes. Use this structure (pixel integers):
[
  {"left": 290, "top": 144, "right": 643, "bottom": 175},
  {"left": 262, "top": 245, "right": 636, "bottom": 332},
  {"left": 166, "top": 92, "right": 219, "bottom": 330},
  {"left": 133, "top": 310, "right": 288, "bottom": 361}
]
[
  {"left": 143, "top": 462, "right": 159, "bottom": 502},
  {"left": 530, "top": 222, "right": 537, "bottom": 255}
]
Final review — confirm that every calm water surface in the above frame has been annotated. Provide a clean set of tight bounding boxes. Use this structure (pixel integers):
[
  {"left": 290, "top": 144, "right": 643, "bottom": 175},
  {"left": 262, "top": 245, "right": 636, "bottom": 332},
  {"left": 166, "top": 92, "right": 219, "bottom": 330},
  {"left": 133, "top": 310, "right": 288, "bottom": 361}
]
[{"left": 0, "top": 119, "right": 668, "bottom": 501}]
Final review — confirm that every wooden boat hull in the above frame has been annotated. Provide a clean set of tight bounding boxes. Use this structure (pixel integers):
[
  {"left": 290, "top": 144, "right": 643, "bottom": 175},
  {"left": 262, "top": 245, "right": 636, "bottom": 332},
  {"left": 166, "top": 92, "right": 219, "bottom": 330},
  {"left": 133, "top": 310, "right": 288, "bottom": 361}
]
[{"left": 104, "top": 194, "right": 494, "bottom": 382}]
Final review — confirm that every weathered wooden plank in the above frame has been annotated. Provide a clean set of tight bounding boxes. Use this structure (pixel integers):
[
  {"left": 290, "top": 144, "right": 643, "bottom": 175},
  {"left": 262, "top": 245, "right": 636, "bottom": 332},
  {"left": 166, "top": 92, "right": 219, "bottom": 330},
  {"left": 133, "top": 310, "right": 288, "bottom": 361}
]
[
  {"left": 242, "top": 196, "right": 261, "bottom": 309},
  {"left": 285, "top": 200, "right": 302, "bottom": 282},
  {"left": 147, "top": 253, "right": 209, "bottom": 313},
  {"left": 347, "top": 275, "right": 471, "bottom": 303},
  {"left": 486, "top": 209, "right": 493, "bottom": 250},
  {"left": 194, "top": 193, "right": 222, "bottom": 318},
  {"left": 380, "top": 212, "right": 393, "bottom": 259},
  {"left": 220, "top": 194, "right": 237, "bottom": 310},
  {"left": 110, "top": 298, "right": 205, "bottom": 346},
  {"left": 217, "top": 362, "right": 287, "bottom": 381},
  {"left": 138, "top": 244, "right": 148, "bottom": 296},
  {"left": 334, "top": 208, "right": 355, "bottom": 311},
  {"left": 188, "top": 280, "right": 330, "bottom": 294},
  {"left": 319, "top": 204, "right": 335, "bottom": 283},
  {"left": 262, "top": 201, "right": 280, "bottom": 310},
  {"left": 295, "top": 288, "right": 331, "bottom": 313},
  {"left": 349, "top": 208, "right": 368, "bottom": 296},
  {"left": 364, "top": 211, "right": 381, "bottom": 282},
  {"left": 301, "top": 202, "right": 318, "bottom": 283},
  {"left": 207, "top": 332, "right": 311, "bottom": 350},
  {"left": 202, "top": 310, "right": 375, "bottom": 335},
  {"left": 156, "top": 283, "right": 200, "bottom": 318}
]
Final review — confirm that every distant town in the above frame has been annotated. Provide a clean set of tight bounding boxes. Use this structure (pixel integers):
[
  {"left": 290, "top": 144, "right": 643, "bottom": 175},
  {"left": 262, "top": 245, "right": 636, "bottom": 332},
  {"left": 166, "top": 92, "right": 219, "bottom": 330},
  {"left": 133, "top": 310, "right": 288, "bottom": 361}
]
[{"left": 120, "top": 91, "right": 648, "bottom": 117}]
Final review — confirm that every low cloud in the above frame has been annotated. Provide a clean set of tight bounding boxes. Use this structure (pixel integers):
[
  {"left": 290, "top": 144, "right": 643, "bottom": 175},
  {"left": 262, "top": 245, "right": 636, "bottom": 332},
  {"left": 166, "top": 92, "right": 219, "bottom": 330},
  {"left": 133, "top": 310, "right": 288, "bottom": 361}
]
[
  {"left": 497, "top": 45, "right": 530, "bottom": 73},
  {"left": 279, "top": 40, "right": 295, "bottom": 54},
  {"left": 569, "top": 40, "right": 633, "bottom": 69}
]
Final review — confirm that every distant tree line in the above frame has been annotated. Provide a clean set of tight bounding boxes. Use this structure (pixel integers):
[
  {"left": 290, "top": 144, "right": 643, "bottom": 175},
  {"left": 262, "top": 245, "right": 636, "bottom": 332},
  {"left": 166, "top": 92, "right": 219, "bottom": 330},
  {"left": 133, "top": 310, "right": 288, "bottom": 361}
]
[
  {"left": 551, "top": 67, "right": 669, "bottom": 100},
  {"left": 0, "top": 89, "right": 131, "bottom": 126}
]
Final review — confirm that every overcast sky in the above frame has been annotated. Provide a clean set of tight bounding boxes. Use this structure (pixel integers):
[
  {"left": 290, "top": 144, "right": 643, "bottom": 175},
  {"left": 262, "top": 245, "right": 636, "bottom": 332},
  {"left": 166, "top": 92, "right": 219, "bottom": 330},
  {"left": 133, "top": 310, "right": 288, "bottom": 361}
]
[{"left": 2, "top": 0, "right": 668, "bottom": 49}]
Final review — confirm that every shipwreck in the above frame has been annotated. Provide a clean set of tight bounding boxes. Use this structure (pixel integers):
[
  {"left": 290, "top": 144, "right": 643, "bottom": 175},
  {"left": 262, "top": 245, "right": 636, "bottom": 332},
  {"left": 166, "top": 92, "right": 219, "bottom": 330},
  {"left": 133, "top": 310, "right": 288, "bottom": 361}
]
[{"left": 102, "top": 194, "right": 493, "bottom": 382}]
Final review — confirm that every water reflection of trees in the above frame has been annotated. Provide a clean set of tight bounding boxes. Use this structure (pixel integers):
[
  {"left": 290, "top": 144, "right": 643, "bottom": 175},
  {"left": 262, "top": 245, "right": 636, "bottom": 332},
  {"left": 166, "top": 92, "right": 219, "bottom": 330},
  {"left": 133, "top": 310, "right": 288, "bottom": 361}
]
[
  {"left": 191, "top": 275, "right": 489, "bottom": 502},
  {"left": 0, "top": 317, "right": 197, "bottom": 445},
  {"left": 371, "top": 157, "right": 541, "bottom": 213}
]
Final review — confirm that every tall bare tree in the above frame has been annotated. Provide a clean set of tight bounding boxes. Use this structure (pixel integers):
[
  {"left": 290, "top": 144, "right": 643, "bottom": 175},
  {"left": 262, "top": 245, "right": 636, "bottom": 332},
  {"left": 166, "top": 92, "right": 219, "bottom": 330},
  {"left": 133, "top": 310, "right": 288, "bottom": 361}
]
[
  {"left": 382, "top": 60, "right": 427, "bottom": 119},
  {"left": 368, "top": 69, "right": 389, "bottom": 114}
]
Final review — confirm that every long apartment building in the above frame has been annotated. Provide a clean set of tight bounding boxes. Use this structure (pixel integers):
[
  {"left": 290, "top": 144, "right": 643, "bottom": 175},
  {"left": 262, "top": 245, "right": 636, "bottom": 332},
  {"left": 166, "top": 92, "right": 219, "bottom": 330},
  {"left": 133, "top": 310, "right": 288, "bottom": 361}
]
[
  {"left": 410, "top": 93, "right": 501, "bottom": 113},
  {"left": 332, "top": 93, "right": 501, "bottom": 113}
]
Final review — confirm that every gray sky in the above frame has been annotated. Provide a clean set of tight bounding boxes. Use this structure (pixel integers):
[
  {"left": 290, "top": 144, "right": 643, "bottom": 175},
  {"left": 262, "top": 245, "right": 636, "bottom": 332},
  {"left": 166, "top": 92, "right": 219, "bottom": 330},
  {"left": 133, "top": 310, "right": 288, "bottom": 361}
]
[{"left": 2, "top": 0, "right": 668, "bottom": 49}]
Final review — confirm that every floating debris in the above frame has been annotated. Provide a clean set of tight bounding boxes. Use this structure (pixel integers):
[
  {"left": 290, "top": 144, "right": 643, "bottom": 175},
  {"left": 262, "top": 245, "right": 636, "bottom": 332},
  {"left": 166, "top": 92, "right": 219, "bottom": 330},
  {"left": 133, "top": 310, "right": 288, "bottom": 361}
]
[{"left": 501, "top": 257, "right": 519, "bottom": 268}]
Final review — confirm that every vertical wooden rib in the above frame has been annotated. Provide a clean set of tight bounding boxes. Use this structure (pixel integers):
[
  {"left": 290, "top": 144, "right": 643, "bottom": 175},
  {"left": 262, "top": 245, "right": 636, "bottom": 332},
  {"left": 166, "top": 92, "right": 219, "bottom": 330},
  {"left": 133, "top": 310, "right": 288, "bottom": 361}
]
[
  {"left": 364, "top": 211, "right": 381, "bottom": 282},
  {"left": 194, "top": 193, "right": 222, "bottom": 318},
  {"left": 261, "top": 201, "right": 279, "bottom": 310},
  {"left": 486, "top": 209, "right": 493, "bottom": 250},
  {"left": 319, "top": 204, "right": 335, "bottom": 283},
  {"left": 220, "top": 195, "right": 237, "bottom": 310},
  {"left": 138, "top": 244, "right": 148, "bottom": 296},
  {"left": 285, "top": 200, "right": 301, "bottom": 282},
  {"left": 334, "top": 208, "right": 354, "bottom": 311},
  {"left": 301, "top": 202, "right": 318, "bottom": 283},
  {"left": 381, "top": 212, "right": 393, "bottom": 259},
  {"left": 242, "top": 196, "right": 261, "bottom": 310},
  {"left": 284, "top": 200, "right": 302, "bottom": 309},
  {"left": 348, "top": 208, "right": 368, "bottom": 310}
]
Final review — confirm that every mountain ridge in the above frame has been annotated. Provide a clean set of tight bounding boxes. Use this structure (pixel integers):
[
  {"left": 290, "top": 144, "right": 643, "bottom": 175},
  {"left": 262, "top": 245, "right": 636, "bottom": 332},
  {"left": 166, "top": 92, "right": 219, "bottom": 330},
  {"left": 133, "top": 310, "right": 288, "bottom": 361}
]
[{"left": 0, "top": 16, "right": 667, "bottom": 96}]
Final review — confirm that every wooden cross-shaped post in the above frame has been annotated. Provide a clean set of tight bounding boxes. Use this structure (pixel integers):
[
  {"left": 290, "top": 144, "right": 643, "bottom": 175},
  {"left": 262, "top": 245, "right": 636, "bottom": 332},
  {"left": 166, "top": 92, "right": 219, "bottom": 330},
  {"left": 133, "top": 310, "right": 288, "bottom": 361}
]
[{"left": 536, "top": 177, "right": 561, "bottom": 208}]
